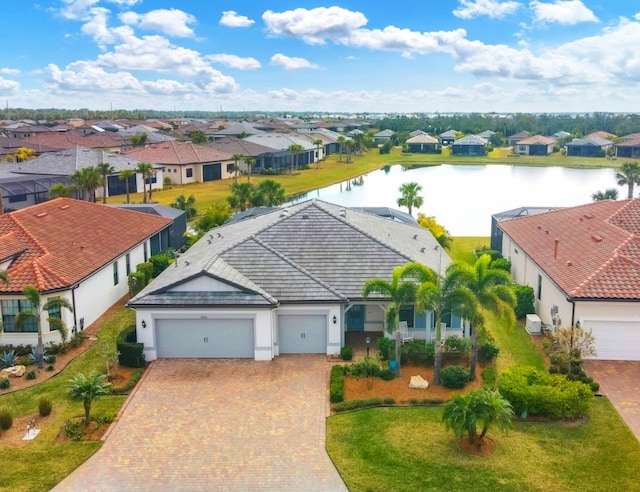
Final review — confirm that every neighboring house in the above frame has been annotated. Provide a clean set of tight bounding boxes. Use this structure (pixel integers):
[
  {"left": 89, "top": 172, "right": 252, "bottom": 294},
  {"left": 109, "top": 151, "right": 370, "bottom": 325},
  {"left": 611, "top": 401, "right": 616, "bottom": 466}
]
[
  {"left": 553, "top": 131, "right": 571, "bottom": 139},
  {"left": 0, "top": 136, "right": 58, "bottom": 160},
  {"left": 515, "top": 135, "right": 556, "bottom": 155},
  {"left": 409, "top": 130, "right": 428, "bottom": 138},
  {"left": 614, "top": 137, "right": 640, "bottom": 159},
  {"left": 206, "top": 137, "right": 289, "bottom": 175},
  {"left": 0, "top": 198, "right": 172, "bottom": 347},
  {"left": 440, "top": 129, "right": 458, "bottom": 146},
  {"left": 372, "top": 129, "right": 395, "bottom": 144},
  {"left": 476, "top": 130, "right": 496, "bottom": 140},
  {"left": 565, "top": 136, "right": 613, "bottom": 157},
  {"left": 0, "top": 171, "right": 72, "bottom": 212},
  {"left": 498, "top": 199, "right": 640, "bottom": 360},
  {"left": 23, "top": 130, "right": 129, "bottom": 153},
  {"left": 507, "top": 131, "right": 531, "bottom": 146},
  {"left": 243, "top": 133, "right": 317, "bottom": 172},
  {"left": 209, "top": 122, "right": 266, "bottom": 140},
  {"left": 451, "top": 135, "right": 487, "bottom": 156},
  {"left": 490, "top": 206, "right": 563, "bottom": 252},
  {"left": 5, "top": 125, "right": 52, "bottom": 139},
  {"left": 0, "top": 146, "right": 162, "bottom": 200},
  {"left": 405, "top": 134, "right": 441, "bottom": 153},
  {"left": 124, "top": 141, "right": 234, "bottom": 185},
  {"left": 119, "top": 125, "right": 175, "bottom": 144},
  {"left": 588, "top": 131, "right": 617, "bottom": 140},
  {"left": 129, "top": 200, "right": 463, "bottom": 362}
]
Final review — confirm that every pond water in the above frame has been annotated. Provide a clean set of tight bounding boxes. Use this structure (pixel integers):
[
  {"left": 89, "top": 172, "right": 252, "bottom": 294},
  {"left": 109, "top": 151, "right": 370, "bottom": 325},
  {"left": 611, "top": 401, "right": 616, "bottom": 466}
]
[{"left": 287, "top": 164, "right": 619, "bottom": 236}]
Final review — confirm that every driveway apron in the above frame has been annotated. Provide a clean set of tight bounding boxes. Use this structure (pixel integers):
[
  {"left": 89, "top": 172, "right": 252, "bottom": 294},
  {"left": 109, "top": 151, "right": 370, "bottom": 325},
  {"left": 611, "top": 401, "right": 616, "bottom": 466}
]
[
  {"left": 583, "top": 360, "right": 640, "bottom": 442},
  {"left": 54, "top": 356, "right": 347, "bottom": 491}
]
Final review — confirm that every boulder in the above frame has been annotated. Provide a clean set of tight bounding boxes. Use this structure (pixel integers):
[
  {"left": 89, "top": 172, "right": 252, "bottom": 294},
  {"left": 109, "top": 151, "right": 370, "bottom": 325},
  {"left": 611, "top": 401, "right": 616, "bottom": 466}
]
[
  {"left": 409, "top": 375, "right": 429, "bottom": 389},
  {"left": 1, "top": 365, "right": 26, "bottom": 378}
]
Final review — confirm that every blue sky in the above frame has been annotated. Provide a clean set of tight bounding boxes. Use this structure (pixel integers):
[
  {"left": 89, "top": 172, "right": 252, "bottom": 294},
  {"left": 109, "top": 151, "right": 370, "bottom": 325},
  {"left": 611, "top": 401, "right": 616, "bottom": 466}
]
[{"left": 1, "top": 1, "right": 639, "bottom": 113}]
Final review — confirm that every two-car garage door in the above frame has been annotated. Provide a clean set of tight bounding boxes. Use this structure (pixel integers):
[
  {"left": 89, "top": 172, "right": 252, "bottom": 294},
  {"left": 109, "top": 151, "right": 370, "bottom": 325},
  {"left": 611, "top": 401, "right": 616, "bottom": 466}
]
[
  {"left": 156, "top": 319, "right": 254, "bottom": 358},
  {"left": 583, "top": 320, "right": 640, "bottom": 361}
]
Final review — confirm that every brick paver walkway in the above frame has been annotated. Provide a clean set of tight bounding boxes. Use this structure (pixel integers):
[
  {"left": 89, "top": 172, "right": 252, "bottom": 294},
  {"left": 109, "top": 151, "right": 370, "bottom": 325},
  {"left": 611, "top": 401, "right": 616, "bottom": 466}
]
[
  {"left": 583, "top": 360, "right": 640, "bottom": 442},
  {"left": 54, "top": 356, "right": 347, "bottom": 491}
]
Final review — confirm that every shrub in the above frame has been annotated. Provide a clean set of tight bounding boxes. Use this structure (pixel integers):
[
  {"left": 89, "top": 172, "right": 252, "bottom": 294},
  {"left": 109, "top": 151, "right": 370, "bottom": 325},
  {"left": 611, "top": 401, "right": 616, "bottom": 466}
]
[
  {"left": 345, "top": 356, "right": 382, "bottom": 378},
  {"left": 0, "top": 378, "right": 9, "bottom": 389},
  {"left": 27, "top": 347, "right": 46, "bottom": 365},
  {"left": 0, "top": 407, "right": 13, "bottom": 430},
  {"left": 44, "top": 354, "right": 56, "bottom": 364},
  {"left": 478, "top": 338, "right": 500, "bottom": 362},
  {"left": 136, "top": 262, "right": 154, "bottom": 284},
  {"left": 498, "top": 366, "right": 593, "bottom": 419},
  {"left": 39, "top": 397, "right": 53, "bottom": 417},
  {"left": 444, "top": 336, "right": 471, "bottom": 355},
  {"left": 513, "top": 285, "right": 535, "bottom": 319},
  {"left": 117, "top": 326, "right": 145, "bottom": 368},
  {"left": 401, "top": 340, "right": 434, "bottom": 365},
  {"left": 64, "top": 419, "right": 83, "bottom": 442},
  {"left": 0, "top": 350, "right": 17, "bottom": 369},
  {"left": 376, "top": 337, "right": 394, "bottom": 360},
  {"left": 340, "top": 346, "right": 353, "bottom": 361},
  {"left": 490, "top": 258, "right": 512, "bottom": 273},
  {"left": 128, "top": 272, "right": 147, "bottom": 297},
  {"left": 26, "top": 370, "right": 37, "bottom": 380},
  {"left": 475, "top": 247, "right": 501, "bottom": 261},
  {"left": 95, "top": 413, "right": 116, "bottom": 424},
  {"left": 379, "top": 368, "right": 396, "bottom": 381},
  {"left": 68, "top": 332, "right": 87, "bottom": 349},
  {"left": 482, "top": 366, "right": 497, "bottom": 389},
  {"left": 148, "top": 254, "right": 171, "bottom": 277},
  {"left": 46, "top": 365, "right": 55, "bottom": 372},
  {"left": 332, "top": 398, "right": 385, "bottom": 413},
  {"left": 441, "top": 365, "right": 470, "bottom": 389},
  {"left": 383, "top": 397, "right": 396, "bottom": 405},
  {"left": 330, "top": 365, "right": 345, "bottom": 404}
]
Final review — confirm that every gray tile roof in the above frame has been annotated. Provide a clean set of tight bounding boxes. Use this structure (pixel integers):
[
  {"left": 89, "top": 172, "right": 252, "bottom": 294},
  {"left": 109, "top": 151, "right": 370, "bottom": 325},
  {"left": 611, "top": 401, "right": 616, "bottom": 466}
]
[{"left": 130, "top": 200, "right": 449, "bottom": 308}]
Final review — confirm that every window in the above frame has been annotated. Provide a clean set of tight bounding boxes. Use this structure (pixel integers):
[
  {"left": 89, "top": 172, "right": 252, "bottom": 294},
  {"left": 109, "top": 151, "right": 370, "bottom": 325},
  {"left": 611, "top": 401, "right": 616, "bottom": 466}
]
[
  {"left": 113, "top": 262, "right": 119, "bottom": 286},
  {"left": 8, "top": 194, "right": 27, "bottom": 203},
  {"left": 144, "top": 173, "right": 157, "bottom": 184},
  {"left": 47, "top": 299, "right": 62, "bottom": 331},
  {"left": 186, "top": 168, "right": 193, "bottom": 178},
  {"left": 227, "top": 164, "right": 234, "bottom": 173},
  {"left": 125, "top": 253, "right": 131, "bottom": 275},
  {"left": 143, "top": 242, "right": 148, "bottom": 262},
  {"left": 537, "top": 274, "right": 542, "bottom": 300},
  {"left": 1, "top": 299, "right": 37, "bottom": 332},
  {"left": 399, "top": 306, "right": 414, "bottom": 328}
]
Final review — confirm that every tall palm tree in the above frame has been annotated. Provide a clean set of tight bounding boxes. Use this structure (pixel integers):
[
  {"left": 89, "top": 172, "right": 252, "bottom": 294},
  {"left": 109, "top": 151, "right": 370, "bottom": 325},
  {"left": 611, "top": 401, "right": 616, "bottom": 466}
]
[
  {"left": 227, "top": 182, "right": 256, "bottom": 212},
  {"left": 615, "top": 162, "right": 640, "bottom": 198},
  {"left": 337, "top": 136, "right": 346, "bottom": 162},
  {"left": 256, "top": 179, "right": 286, "bottom": 206},
  {"left": 194, "top": 203, "right": 232, "bottom": 234},
  {"left": 344, "top": 139, "right": 354, "bottom": 163},
  {"left": 96, "top": 162, "right": 115, "bottom": 204},
  {"left": 71, "top": 167, "right": 102, "bottom": 202},
  {"left": 287, "top": 144, "right": 304, "bottom": 175},
  {"left": 446, "top": 254, "right": 515, "bottom": 380},
  {"left": 170, "top": 194, "right": 197, "bottom": 220},
  {"left": 312, "top": 139, "right": 323, "bottom": 169},
  {"left": 136, "top": 162, "right": 154, "bottom": 204},
  {"left": 118, "top": 168, "right": 135, "bottom": 204},
  {"left": 67, "top": 371, "right": 111, "bottom": 423},
  {"left": 231, "top": 154, "right": 244, "bottom": 183},
  {"left": 49, "top": 183, "right": 72, "bottom": 199},
  {"left": 244, "top": 156, "right": 256, "bottom": 182},
  {"left": 397, "top": 182, "right": 424, "bottom": 215},
  {"left": 15, "top": 286, "right": 73, "bottom": 368}
]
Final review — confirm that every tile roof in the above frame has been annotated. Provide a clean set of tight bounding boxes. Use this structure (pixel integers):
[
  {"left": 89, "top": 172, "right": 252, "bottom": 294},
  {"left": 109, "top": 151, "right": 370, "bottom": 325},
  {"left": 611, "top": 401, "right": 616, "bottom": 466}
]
[
  {"left": 566, "top": 136, "right": 612, "bottom": 147},
  {"left": 499, "top": 199, "right": 640, "bottom": 300},
  {"left": 243, "top": 133, "right": 316, "bottom": 151},
  {"left": 516, "top": 135, "right": 556, "bottom": 145},
  {"left": 124, "top": 141, "right": 233, "bottom": 164},
  {"left": 406, "top": 134, "right": 439, "bottom": 144},
  {"left": 130, "top": 200, "right": 448, "bottom": 307},
  {"left": 23, "top": 130, "right": 128, "bottom": 151},
  {"left": 0, "top": 198, "right": 171, "bottom": 293},
  {"left": 453, "top": 135, "right": 488, "bottom": 146},
  {"left": 206, "top": 137, "right": 280, "bottom": 157}
]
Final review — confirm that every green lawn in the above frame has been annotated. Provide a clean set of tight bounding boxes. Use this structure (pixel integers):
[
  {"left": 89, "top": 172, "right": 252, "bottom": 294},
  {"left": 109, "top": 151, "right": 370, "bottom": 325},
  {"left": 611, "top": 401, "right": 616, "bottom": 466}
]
[
  {"left": 327, "top": 399, "right": 640, "bottom": 492},
  {"left": 0, "top": 308, "right": 135, "bottom": 492},
  {"left": 448, "top": 236, "right": 490, "bottom": 264}
]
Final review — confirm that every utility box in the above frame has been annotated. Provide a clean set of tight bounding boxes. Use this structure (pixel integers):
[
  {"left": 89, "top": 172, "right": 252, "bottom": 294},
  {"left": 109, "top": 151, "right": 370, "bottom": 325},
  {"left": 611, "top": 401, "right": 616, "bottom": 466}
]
[{"left": 525, "top": 314, "right": 542, "bottom": 334}]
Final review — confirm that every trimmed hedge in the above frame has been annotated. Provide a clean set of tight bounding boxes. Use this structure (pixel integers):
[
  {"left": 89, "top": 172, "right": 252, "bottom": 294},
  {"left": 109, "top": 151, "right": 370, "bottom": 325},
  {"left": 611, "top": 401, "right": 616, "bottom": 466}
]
[
  {"left": 513, "top": 284, "right": 536, "bottom": 319},
  {"left": 330, "top": 365, "right": 345, "bottom": 403},
  {"left": 128, "top": 271, "right": 146, "bottom": 297},
  {"left": 400, "top": 340, "right": 434, "bottom": 365},
  {"left": 498, "top": 366, "right": 593, "bottom": 419},
  {"left": 117, "top": 325, "right": 146, "bottom": 368},
  {"left": 441, "top": 365, "right": 470, "bottom": 389},
  {"left": 478, "top": 338, "right": 500, "bottom": 362},
  {"left": 136, "top": 262, "right": 154, "bottom": 284}
]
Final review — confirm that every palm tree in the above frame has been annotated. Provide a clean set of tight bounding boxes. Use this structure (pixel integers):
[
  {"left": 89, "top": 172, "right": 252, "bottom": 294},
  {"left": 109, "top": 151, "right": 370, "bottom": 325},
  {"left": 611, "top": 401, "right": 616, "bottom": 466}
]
[
  {"left": 397, "top": 182, "right": 424, "bottom": 215},
  {"left": 129, "top": 133, "right": 147, "bottom": 146},
  {"left": 96, "top": 162, "right": 115, "bottom": 204},
  {"left": 344, "top": 139, "right": 354, "bottom": 163},
  {"left": 15, "top": 286, "right": 73, "bottom": 368},
  {"left": 171, "top": 194, "right": 197, "bottom": 220},
  {"left": 615, "top": 162, "right": 640, "bottom": 199},
  {"left": 591, "top": 188, "right": 619, "bottom": 201},
  {"left": 227, "top": 182, "right": 256, "bottom": 212},
  {"left": 337, "top": 136, "right": 346, "bottom": 162},
  {"left": 362, "top": 263, "right": 428, "bottom": 376},
  {"left": 287, "top": 144, "right": 304, "bottom": 175},
  {"left": 67, "top": 371, "right": 112, "bottom": 423},
  {"left": 136, "top": 162, "right": 154, "bottom": 204},
  {"left": 244, "top": 156, "right": 256, "bottom": 183},
  {"left": 118, "top": 169, "right": 135, "bottom": 204},
  {"left": 446, "top": 254, "right": 515, "bottom": 380},
  {"left": 71, "top": 167, "right": 102, "bottom": 202},
  {"left": 194, "top": 203, "right": 232, "bottom": 234},
  {"left": 312, "top": 139, "right": 323, "bottom": 169},
  {"left": 256, "top": 179, "right": 286, "bottom": 206},
  {"left": 49, "top": 183, "right": 72, "bottom": 199},
  {"left": 231, "top": 154, "right": 244, "bottom": 183}
]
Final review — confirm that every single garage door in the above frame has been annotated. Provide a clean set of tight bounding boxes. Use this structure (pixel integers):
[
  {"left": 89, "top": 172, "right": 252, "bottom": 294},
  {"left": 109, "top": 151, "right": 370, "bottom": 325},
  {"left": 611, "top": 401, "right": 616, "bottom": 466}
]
[
  {"left": 583, "top": 320, "right": 640, "bottom": 360},
  {"left": 156, "top": 318, "right": 254, "bottom": 358},
  {"left": 278, "top": 314, "right": 327, "bottom": 354},
  {"left": 202, "top": 163, "right": 221, "bottom": 182}
]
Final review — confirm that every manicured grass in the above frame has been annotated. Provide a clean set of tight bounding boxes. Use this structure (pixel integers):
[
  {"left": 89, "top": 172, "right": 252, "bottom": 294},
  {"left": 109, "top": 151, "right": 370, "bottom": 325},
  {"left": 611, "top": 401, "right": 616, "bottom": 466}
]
[
  {"left": 484, "top": 310, "right": 545, "bottom": 371},
  {"left": 327, "top": 398, "right": 640, "bottom": 492},
  {"left": 448, "top": 236, "right": 490, "bottom": 264},
  {"left": 0, "top": 308, "right": 135, "bottom": 492}
]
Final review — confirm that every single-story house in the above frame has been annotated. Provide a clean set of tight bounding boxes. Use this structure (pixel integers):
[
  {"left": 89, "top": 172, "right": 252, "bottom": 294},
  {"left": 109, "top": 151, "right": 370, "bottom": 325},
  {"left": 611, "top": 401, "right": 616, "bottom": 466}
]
[
  {"left": 498, "top": 199, "right": 640, "bottom": 360},
  {"left": 372, "top": 129, "right": 395, "bottom": 144},
  {"left": 451, "top": 135, "right": 487, "bottom": 156},
  {"left": 405, "top": 134, "right": 441, "bottom": 154},
  {"left": 614, "top": 137, "right": 640, "bottom": 159},
  {"left": 490, "top": 206, "right": 563, "bottom": 254},
  {"left": 477, "top": 130, "right": 496, "bottom": 140},
  {"left": 242, "top": 133, "right": 317, "bottom": 172},
  {"left": 507, "top": 131, "right": 531, "bottom": 147},
  {"left": 565, "top": 136, "right": 612, "bottom": 157},
  {"left": 0, "top": 198, "right": 172, "bottom": 347},
  {"left": 515, "top": 135, "right": 556, "bottom": 156},
  {"left": 440, "top": 130, "right": 458, "bottom": 146},
  {"left": 128, "top": 200, "right": 465, "bottom": 361},
  {"left": 124, "top": 141, "right": 234, "bottom": 185},
  {"left": 0, "top": 171, "right": 71, "bottom": 213}
]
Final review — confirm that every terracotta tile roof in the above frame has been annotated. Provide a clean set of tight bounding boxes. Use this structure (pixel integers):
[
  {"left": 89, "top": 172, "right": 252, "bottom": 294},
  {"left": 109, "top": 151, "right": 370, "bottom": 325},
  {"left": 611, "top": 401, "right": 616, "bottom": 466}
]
[
  {"left": 23, "top": 131, "right": 128, "bottom": 151},
  {"left": 124, "top": 141, "right": 233, "bottom": 164},
  {"left": 516, "top": 135, "right": 556, "bottom": 145},
  {"left": 0, "top": 198, "right": 171, "bottom": 294},
  {"left": 499, "top": 199, "right": 640, "bottom": 300}
]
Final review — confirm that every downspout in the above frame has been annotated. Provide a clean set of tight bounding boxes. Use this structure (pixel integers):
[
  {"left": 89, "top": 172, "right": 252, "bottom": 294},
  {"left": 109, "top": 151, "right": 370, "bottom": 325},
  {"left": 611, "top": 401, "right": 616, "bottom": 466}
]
[
  {"left": 570, "top": 298, "right": 576, "bottom": 327},
  {"left": 71, "top": 284, "right": 78, "bottom": 335}
]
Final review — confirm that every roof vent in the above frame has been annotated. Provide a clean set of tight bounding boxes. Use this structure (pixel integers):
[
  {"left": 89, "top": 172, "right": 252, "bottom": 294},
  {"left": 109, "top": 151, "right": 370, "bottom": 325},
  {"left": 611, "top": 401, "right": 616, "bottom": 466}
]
[
  {"left": 217, "top": 232, "right": 223, "bottom": 238},
  {"left": 584, "top": 213, "right": 595, "bottom": 219},
  {"left": 591, "top": 234, "right": 603, "bottom": 242},
  {"left": 280, "top": 210, "right": 289, "bottom": 218},
  {"left": 59, "top": 205, "right": 70, "bottom": 210},
  {"left": 567, "top": 260, "right": 573, "bottom": 266},
  {"left": 339, "top": 209, "right": 346, "bottom": 217},
  {"left": 35, "top": 212, "right": 47, "bottom": 218},
  {"left": 184, "top": 260, "right": 190, "bottom": 266},
  {"left": 207, "top": 239, "right": 211, "bottom": 244},
  {"left": 421, "top": 247, "right": 426, "bottom": 253},
  {"left": 413, "top": 234, "right": 418, "bottom": 240}
]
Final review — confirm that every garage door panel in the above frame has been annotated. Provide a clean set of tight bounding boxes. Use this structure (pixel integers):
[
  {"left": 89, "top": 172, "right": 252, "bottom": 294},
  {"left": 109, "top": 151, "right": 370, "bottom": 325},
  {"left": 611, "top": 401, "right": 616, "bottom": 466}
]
[
  {"left": 156, "top": 319, "right": 254, "bottom": 358},
  {"left": 278, "top": 314, "right": 326, "bottom": 354},
  {"left": 584, "top": 320, "right": 640, "bottom": 361}
]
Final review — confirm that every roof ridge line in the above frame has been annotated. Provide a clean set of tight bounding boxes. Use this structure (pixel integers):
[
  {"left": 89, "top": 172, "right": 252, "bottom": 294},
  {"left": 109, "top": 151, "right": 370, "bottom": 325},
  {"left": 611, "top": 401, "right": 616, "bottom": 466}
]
[{"left": 9, "top": 213, "right": 49, "bottom": 257}]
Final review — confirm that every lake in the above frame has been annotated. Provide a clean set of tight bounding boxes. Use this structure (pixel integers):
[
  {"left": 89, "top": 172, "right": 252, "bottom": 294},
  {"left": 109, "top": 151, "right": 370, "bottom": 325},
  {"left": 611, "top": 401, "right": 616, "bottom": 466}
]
[{"left": 287, "top": 164, "right": 620, "bottom": 236}]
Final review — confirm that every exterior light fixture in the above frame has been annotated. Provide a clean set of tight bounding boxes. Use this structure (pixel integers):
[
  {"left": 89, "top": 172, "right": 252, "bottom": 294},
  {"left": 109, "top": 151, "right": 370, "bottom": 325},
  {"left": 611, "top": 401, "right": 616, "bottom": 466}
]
[
  {"left": 333, "top": 315, "right": 337, "bottom": 324},
  {"left": 141, "top": 320, "right": 147, "bottom": 329}
]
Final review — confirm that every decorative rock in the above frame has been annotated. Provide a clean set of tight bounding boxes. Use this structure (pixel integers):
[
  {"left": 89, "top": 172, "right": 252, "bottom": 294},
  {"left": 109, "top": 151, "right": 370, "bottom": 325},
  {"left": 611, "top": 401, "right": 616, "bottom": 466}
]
[
  {"left": 1, "top": 365, "right": 26, "bottom": 378},
  {"left": 409, "top": 375, "right": 429, "bottom": 389}
]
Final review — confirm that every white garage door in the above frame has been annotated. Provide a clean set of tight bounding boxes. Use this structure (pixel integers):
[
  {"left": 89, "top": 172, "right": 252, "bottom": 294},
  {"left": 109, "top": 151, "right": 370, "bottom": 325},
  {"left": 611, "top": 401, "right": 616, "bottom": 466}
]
[
  {"left": 278, "top": 314, "right": 327, "bottom": 354},
  {"left": 583, "top": 320, "right": 640, "bottom": 361},
  {"left": 155, "top": 319, "right": 254, "bottom": 358}
]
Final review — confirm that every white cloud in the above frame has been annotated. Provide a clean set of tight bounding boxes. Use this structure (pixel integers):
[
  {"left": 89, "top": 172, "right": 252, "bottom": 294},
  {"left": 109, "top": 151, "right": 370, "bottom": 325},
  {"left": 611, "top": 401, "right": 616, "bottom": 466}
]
[
  {"left": 530, "top": 0, "right": 599, "bottom": 25},
  {"left": 346, "top": 27, "right": 467, "bottom": 56},
  {"left": 270, "top": 54, "right": 319, "bottom": 70},
  {"left": 219, "top": 10, "right": 255, "bottom": 28},
  {"left": 0, "top": 76, "right": 19, "bottom": 94},
  {"left": 0, "top": 68, "right": 21, "bottom": 75},
  {"left": 59, "top": 0, "right": 100, "bottom": 20},
  {"left": 453, "top": 0, "right": 522, "bottom": 19},
  {"left": 46, "top": 61, "right": 144, "bottom": 92},
  {"left": 267, "top": 88, "right": 299, "bottom": 100},
  {"left": 263, "top": 7, "right": 367, "bottom": 45},
  {"left": 81, "top": 7, "right": 115, "bottom": 47},
  {"left": 119, "top": 9, "right": 196, "bottom": 37},
  {"left": 142, "top": 79, "right": 193, "bottom": 95},
  {"left": 207, "top": 54, "right": 261, "bottom": 70}
]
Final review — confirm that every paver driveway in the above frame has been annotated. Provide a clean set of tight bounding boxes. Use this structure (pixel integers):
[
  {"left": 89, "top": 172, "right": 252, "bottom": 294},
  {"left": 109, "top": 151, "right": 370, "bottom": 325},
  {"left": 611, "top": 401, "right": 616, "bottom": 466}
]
[
  {"left": 54, "top": 356, "right": 348, "bottom": 491},
  {"left": 583, "top": 360, "right": 640, "bottom": 442}
]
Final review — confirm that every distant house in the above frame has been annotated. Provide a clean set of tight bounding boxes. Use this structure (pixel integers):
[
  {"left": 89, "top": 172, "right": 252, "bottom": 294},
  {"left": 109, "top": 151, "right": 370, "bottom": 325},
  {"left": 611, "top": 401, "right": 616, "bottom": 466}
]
[
  {"left": 206, "top": 137, "right": 292, "bottom": 175},
  {"left": 588, "top": 131, "right": 616, "bottom": 140},
  {"left": 243, "top": 133, "right": 317, "bottom": 172},
  {"left": 553, "top": 131, "right": 571, "bottom": 140},
  {"left": 0, "top": 198, "right": 172, "bottom": 347},
  {"left": 565, "top": 136, "right": 612, "bottom": 157},
  {"left": 0, "top": 171, "right": 71, "bottom": 212},
  {"left": 209, "top": 122, "right": 266, "bottom": 140},
  {"left": 405, "top": 134, "right": 441, "bottom": 154},
  {"left": 409, "top": 130, "right": 428, "bottom": 138},
  {"left": 124, "top": 141, "right": 234, "bottom": 185},
  {"left": 515, "top": 135, "right": 556, "bottom": 156},
  {"left": 440, "top": 129, "right": 458, "bottom": 146},
  {"left": 451, "top": 135, "right": 487, "bottom": 156},
  {"left": 614, "top": 137, "right": 640, "bottom": 159},
  {"left": 372, "top": 129, "right": 395, "bottom": 144},
  {"left": 507, "top": 131, "right": 531, "bottom": 146},
  {"left": 476, "top": 130, "right": 496, "bottom": 140},
  {"left": 23, "top": 130, "right": 129, "bottom": 153}
]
